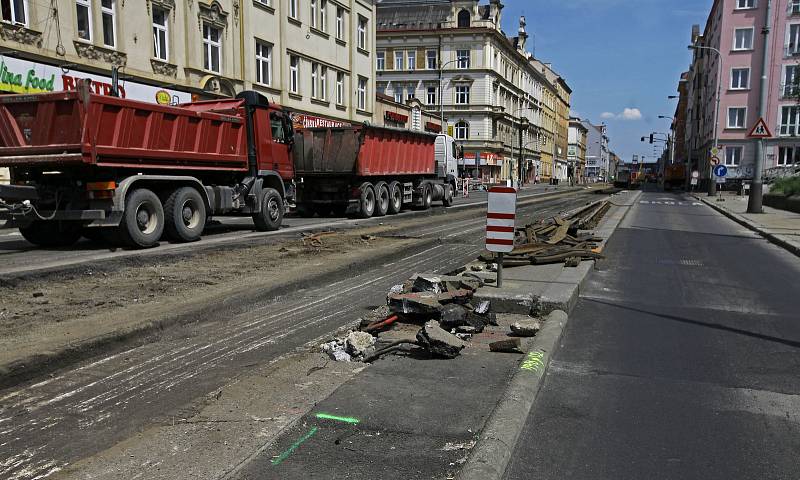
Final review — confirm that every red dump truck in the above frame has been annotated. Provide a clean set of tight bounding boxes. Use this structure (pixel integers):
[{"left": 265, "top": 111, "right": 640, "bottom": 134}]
[{"left": 0, "top": 86, "right": 458, "bottom": 248}]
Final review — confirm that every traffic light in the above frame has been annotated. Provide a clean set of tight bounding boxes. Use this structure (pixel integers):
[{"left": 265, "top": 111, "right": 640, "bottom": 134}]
[
  {"left": 640, "top": 136, "right": 645, "bottom": 142},
  {"left": 649, "top": 134, "right": 654, "bottom": 144}
]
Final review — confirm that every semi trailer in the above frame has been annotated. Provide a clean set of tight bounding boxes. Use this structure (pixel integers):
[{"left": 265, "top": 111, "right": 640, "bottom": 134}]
[{"left": 0, "top": 85, "right": 458, "bottom": 248}]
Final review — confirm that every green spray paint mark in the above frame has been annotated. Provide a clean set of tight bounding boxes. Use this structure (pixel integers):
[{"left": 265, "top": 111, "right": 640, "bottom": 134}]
[
  {"left": 271, "top": 426, "right": 319, "bottom": 466},
  {"left": 521, "top": 351, "right": 545, "bottom": 372},
  {"left": 314, "top": 412, "right": 360, "bottom": 424}
]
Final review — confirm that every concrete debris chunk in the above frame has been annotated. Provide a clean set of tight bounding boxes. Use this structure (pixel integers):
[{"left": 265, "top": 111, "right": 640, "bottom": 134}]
[
  {"left": 489, "top": 338, "right": 523, "bottom": 354},
  {"left": 346, "top": 331, "right": 376, "bottom": 357},
  {"left": 387, "top": 284, "right": 405, "bottom": 296},
  {"left": 474, "top": 300, "right": 490, "bottom": 315},
  {"left": 464, "top": 312, "right": 487, "bottom": 333},
  {"left": 439, "top": 304, "right": 468, "bottom": 330},
  {"left": 412, "top": 274, "right": 444, "bottom": 294},
  {"left": 321, "top": 340, "right": 351, "bottom": 362},
  {"left": 509, "top": 320, "right": 541, "bottom": 337},
  {"left": 416, "top": 320, "right": 466, "bottom": 359},
  {"left": 387, "top": 292, "right": 441, "bottom": 315},
  {"left": 455, "top": 325, "right": 478, "bottom": 335}
]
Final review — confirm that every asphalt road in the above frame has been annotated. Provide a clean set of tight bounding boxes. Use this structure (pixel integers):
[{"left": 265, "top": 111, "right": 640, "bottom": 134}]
[
  {"left": 0, "top": 184, "right": 575, "bottom": 277},
  {"left": 504, "top": 188, "right": 800, "bottom": 480},
  {"left": 0, "top": 189, "right": 599, "bottom": 480}
]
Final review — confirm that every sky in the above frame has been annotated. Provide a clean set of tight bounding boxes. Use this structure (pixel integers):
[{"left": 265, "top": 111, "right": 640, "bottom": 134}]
[{"left": 500, "top": 0, "right": 713, "bottom": 163}]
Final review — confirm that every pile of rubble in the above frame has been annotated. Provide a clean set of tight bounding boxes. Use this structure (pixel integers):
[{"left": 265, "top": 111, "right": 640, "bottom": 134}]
[
  {"left": 480, "top": 200, "right": 610, "bottom": 268},
  {"left": 321, "top": 273, "right": 497, "bottom": 362}
]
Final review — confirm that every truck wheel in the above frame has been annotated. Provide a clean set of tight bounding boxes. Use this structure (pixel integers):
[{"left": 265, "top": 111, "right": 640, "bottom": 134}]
[
  {"left": 20, "top": 221, "right": 81, "bottom": 247},
  {"left": 387, "top": 181, "right": 402, "bottom": 214},
  {"left": 253, "top": 188, "right": 284, "bottom": 231},
  {"left": 442, "top": 184, "right": 454, "bottom": 207},
  {"left": 374, "top": 182, "right": 390, "bottom": 217},
  {"left": 164, "top": 187, "right": 206, "bottom": 242},
  {"left": 358, "top": 183, "right": 376, "bottom": 218},
  {"left": 121, "top": 188, "right": 165, "bottom": 248},
  {"left": 420, "top": 183, "right": 432, "bottom": 210}
]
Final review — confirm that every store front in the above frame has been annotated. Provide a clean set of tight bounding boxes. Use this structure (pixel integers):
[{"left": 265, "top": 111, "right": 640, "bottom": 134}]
[{"left": 461, "top": 152, "right": 502, "bottom": 184}]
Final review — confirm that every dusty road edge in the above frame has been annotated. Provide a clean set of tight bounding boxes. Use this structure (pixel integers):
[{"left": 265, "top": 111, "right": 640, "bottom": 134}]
[
  {"left": 694, "top": 194, "right": 800, "bottom": 258},
  {"left": 457, "top": 189, "right": 641, "bottom": 480}
]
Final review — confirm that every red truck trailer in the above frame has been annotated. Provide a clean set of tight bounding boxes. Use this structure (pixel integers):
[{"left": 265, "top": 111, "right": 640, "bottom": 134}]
[
  {"left": 292, "top": 126, "right": 459, "bottom": 218},
  {"left": 0, "top": 85, "right": 459, "bottom": 248},
  {"left": 0, "top": 86, "right": 293, "bottom": 247}
]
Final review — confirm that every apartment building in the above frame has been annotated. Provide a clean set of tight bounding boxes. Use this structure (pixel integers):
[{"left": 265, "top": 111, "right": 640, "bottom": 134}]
[
  {"left": 375, "top": 0, "right": 561, "bottom": 184},
  {"left": 568, "top": 116, "right": 588, "bottom": 182},
  {"left": 583, "top": 120, "right": 609, "bottom": 180},
  {"left": 685, "top": 0, "right": 800, "bottom": 187},
  {"left": 530, "top": 59, "right": 571, "bottom": 182},
  {"left": 0, "top": 0, "right": 375, "bottom": 125}
]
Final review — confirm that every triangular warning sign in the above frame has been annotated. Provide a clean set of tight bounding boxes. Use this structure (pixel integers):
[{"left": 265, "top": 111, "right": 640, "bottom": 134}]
[{"left": 748, "top": 117, "right": 773, "bottom": 138}]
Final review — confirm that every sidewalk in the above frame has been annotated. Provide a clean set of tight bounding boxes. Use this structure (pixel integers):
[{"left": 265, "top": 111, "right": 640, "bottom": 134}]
[{"left": 694, "top": 193, "right": 800, "bottom": 256}]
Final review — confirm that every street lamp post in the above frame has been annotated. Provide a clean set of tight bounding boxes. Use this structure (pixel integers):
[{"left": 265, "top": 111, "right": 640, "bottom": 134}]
[
  {"left": 688, "top": 44, "right": 722, "bottom": 196},
  {"left": 518, "top": 116, "right": 530, "bottom": 188},
  {"left": 438, "top": 58, "right": 461, "bottom": 128},
  {"left": 658, "top": 116, "right": 676, "bottom": 167}
]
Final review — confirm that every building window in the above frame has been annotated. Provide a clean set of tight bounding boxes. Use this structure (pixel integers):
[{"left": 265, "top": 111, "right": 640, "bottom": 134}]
[
  {"left": 376, "top": 51, "right": 385, "bottom": 70},
  {"left": 457, "top": 9, "right": 470, "bottom": 28},
  {"left": 319, "top": 65, "right": 327, "bottom": 100},
  {"left": 784, "top": 65, "right": 800, "bottom": 97},
  {"left": 778, "top": 146, "right": 800, "bottom": 165},
  {"left": 393, "top": 88, "right": 402, "bottom": 104},
  {"left": 310, "top": 0, "right": 317, "bottom": 28},
  {"left": 727, "top": 107, "right": 746, "bottom": 128},
  {"left": 1, "top": 0, "right": 27, "bottom": 25},
  {"left": 426, "top": 86, "right": 436, "bottom": 105},
  {"left": 203, "top": 23, "right": 222, "bottom": 73},
  {"left": 454, "top": 121, "right": 469, "bottom": 140},
  {"left": 426, "top": 50, "right": 437, "bottom": 69},
  {"left": 736, "top": 0, "right": 755, "bottom": 8},
  {"left": 336, "top": 72, "right": 344, "bottom": 105},
  {"left": 76, "top": 0, "right": 92, "bottom": 41},
  {"left": 407, "top": 50, "right": 416, "bottom": 70},
  {"left": 336, "top": 7, "right": 344, "bottom": 40},
  {"left": 357, "top": 76, "right": 367, "bottom": 110},
  {"left": 455, "top": 85, "right": 470, "bottom": 104},
  {"left": 788, "top": 24, "right": 800, "bottom": 55},
  {"left": 255, "top": 40, "right": 272, "bottom": 86},
  {"left": 406, "top": 86, "right": 414, "bottom": 101},
  {"left": 725, "top": 146, "right": 742, "bottom": 166},
  {"left": 395, "top": 51, "right": 403, "bottom": 70},
  {"left": 319, "top": 0, "right": 326, "bottom": 31},
  {"left": 289, "top": 55, "right": 299, "bottom": 93},
  {"left": 289, "top": 0, "right": 298, "bottom": 20},
  {"left": 311, "top": 62, "right": 318, "bottom": 98},
  {"left": 734, "top": 28, "right": 754, "bottom": 50},
  {"left": 780, "top": 105, "right": 800, "bottom": 135},
  {"left": 357, "top": 16, "right": 367, "bottom": 50},
  {"left": 254, "top": 0, "right": 271, "bottom": 6},
  {"left": 792, "top": 0, "right": 800, "bottom": 14},
  {"left": 101, "top": 0, "right": 115, "bottom": 47},
  {"left": 730, "top": 68, "right": 749, "bottom": 89},
  {"left": 152, "top": 7, "right": 168, "bottom": 60},
  {"left": 456, "top": 49, "right": 470, "bottom": 68}
]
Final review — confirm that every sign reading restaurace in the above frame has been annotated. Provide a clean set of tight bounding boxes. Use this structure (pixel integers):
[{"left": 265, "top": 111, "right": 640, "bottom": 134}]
[
  {"left": 0, "top": 55, "right": 190, "bottom": 105},
  {"left": 486, "top": 187, "right": 517, "bottom": 253}
]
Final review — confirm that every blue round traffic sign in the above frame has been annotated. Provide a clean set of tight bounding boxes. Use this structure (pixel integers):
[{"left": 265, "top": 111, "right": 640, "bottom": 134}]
[{"left": 713, "top": 165, "right": 728, "bottom": 177}]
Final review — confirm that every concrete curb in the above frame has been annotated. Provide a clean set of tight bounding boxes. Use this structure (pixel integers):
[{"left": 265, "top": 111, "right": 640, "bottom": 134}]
[
  {"left": 694, "top": 195, "right": 800, "bottom": 258},
  {"left": 458, "top": 190, "right": 641, "bottom": 480},
  {"left": 457, "top": 310, "right": 568, "bottom": 480}
]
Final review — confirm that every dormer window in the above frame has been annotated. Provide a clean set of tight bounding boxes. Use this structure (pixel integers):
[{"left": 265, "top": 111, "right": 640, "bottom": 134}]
[{"left": 457, "top": 9, "right": 470, "bottom": 28}]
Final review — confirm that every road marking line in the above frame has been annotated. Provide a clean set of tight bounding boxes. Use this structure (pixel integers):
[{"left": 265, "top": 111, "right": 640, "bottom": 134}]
[
  {"left": 270, "top": 427, "right": 319, "bottom": 466},
  {"left": 314, "top": 413, "right": 360, "bottom": 424}
]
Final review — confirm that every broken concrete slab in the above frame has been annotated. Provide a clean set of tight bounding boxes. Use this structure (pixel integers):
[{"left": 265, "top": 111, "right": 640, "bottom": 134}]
[
  {"left": 346, "top": 331, "right": 376, "bottom": 357},
  {"left": 388, "top": 292, "right": 442, "bottom": 315},
  {"left": 489, "top": 338, "right": 523, "bottom": 354},
  {"left": 411, "top": 274, "right": 482, "bottom": 293},
  {"left": 416, "top": 321, "right": 466, "bottom": 359},
  {"left": 439, "top": 304, "right": 468, "bottom": 331},
  {"left": 509, "top": 320, "right": 541, "bottom": 337}
]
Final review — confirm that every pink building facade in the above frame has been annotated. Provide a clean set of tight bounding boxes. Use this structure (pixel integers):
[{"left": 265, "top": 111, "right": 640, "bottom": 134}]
[{"left": 684, "top": 0, "right": 800, "bottom": 185}]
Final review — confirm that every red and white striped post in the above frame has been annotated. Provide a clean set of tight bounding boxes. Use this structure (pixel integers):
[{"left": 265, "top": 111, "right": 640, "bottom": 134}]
[{"left": 486, "top": 186, "right": 517, "bottom": 288}]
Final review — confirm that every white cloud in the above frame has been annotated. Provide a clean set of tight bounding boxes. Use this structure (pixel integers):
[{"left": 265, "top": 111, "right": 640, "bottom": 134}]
[
  {"left": 620, "top": 108, "right": 643, "bottom": 120},
  {"left": 599, "top": 108, "right": 643, "bottom": 121}
]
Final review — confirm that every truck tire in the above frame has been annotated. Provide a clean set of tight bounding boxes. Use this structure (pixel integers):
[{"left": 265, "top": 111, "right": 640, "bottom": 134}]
[
  {"left": 20, "top": 221, "right": 82, "bottom": 247},
  {"left": 387, "top": 181, "right": 402, "bottom": 214},
  {"left": 374, "top": 182, "right": 389, "bottom": 217},
  {"left": 120, "top": 188, "right": 165, "bottom": 248},
  {"left": 442, "top": 183, "right": 454, "bottom": 207},
  {"left": 358, "top": 183, "right": 376, "bottom": 218},
  {"left": 253, "top": 188, "right": 284, "bottom": 231},
  {"left": 164, "top": 187, "right": 206, "bottom": 242},
  {"left": 420, "top": 183, "right": 432, "bottom": 210}
]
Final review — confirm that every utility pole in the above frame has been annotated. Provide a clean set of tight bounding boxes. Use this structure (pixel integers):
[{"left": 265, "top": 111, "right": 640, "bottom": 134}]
[{"left": 748, "top": 0, "right": 772, "bottom": 213}]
